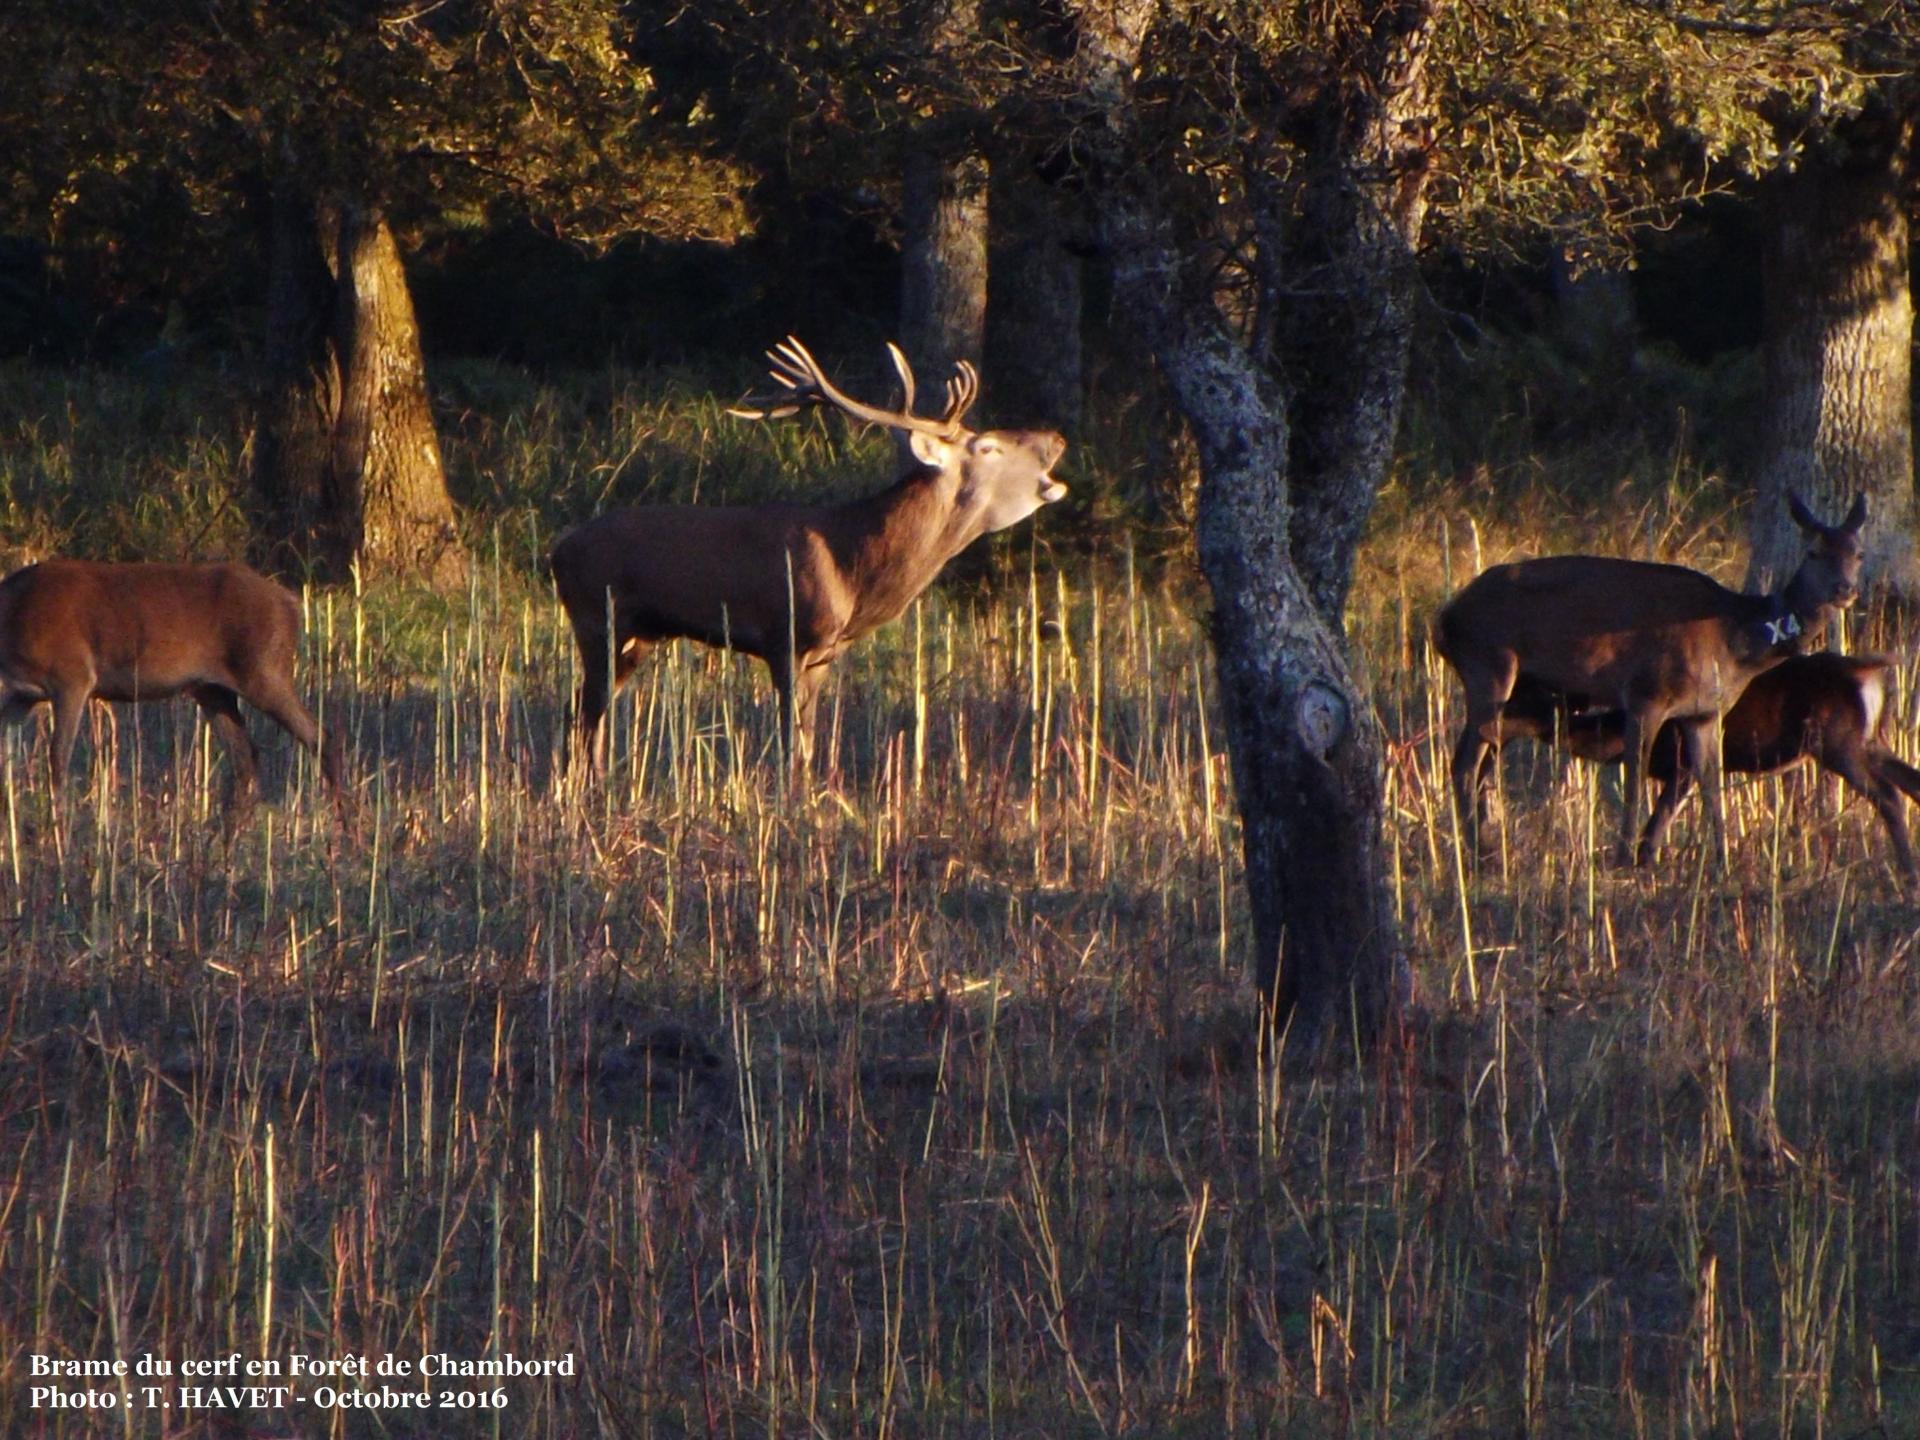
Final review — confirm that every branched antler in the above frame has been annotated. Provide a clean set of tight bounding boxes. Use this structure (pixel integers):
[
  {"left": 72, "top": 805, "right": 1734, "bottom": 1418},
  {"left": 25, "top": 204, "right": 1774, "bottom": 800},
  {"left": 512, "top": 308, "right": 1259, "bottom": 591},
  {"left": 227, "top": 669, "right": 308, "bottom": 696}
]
[{"left": 729, "top": 336, "right": 978, "bottom": 437}]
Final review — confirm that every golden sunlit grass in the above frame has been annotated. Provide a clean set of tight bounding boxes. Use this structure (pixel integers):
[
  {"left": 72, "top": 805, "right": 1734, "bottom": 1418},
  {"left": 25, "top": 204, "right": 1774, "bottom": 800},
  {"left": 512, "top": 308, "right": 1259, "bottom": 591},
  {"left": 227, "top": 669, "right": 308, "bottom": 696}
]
[{"left": 1, "top": 361, "right": 1917, "bottom": 1437}]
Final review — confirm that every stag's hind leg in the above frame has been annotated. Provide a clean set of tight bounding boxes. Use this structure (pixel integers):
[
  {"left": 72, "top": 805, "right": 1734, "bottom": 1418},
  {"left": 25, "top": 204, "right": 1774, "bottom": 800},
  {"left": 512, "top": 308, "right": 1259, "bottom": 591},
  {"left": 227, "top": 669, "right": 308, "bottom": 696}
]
[{"left": 567, "top": 616, "right": 650, "bottom": 776}]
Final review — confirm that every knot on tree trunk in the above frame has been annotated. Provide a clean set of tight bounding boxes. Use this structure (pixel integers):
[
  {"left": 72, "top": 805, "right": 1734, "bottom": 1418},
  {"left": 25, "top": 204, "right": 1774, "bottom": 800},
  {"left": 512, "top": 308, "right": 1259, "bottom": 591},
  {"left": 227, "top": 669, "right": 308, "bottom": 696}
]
[{"left": 1296, "top": 678, "right": 1350, "bottom": 758}]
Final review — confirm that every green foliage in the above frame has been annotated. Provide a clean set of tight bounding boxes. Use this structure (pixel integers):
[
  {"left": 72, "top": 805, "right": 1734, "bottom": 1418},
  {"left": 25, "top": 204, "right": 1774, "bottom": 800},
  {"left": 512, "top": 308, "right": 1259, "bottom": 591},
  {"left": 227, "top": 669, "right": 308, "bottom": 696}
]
[
  {"left": 0, "top": 0, "right": 752, "bottom": 308},
  {"left": 0, "top": 364, "right": 251, "bottom": 563}
]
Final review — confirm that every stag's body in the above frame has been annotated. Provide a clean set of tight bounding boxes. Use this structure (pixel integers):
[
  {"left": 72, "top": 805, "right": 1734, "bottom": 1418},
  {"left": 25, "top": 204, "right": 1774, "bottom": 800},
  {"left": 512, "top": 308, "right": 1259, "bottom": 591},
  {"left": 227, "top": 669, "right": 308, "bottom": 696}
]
[
  {"left": 0, "top": 559, "right": 343, "bottom": 815},
  {"left": 1491, "top": 654, "right": 1920, "bottom": 879},
  {"left": 1435, "top": 494, "right": 1866, "bottom": 865},
  {"left": 552, "top": 338, "right": 1068, "bottom": 771}
]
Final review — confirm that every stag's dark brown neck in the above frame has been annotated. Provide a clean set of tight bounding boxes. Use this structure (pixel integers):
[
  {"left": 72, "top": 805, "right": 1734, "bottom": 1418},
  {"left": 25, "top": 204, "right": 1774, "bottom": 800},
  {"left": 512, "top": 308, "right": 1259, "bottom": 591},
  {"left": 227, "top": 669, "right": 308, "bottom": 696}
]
[{"left": 828, "top": 468, "right": 982, "bottom": 633}]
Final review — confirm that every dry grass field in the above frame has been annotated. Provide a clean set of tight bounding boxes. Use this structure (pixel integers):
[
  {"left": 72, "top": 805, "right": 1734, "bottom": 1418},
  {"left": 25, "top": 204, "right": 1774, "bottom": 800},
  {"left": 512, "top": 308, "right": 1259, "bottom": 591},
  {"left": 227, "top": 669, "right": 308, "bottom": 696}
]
[{"left": 1, "top": 363, "right": 1918, "bottom": 1437}]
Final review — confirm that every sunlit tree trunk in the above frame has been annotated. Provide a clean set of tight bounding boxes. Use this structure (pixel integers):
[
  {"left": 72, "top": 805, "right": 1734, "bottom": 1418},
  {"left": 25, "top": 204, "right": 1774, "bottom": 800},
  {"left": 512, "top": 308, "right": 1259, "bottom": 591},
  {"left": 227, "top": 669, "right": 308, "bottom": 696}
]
[
  {"left": 252, "top": 186, "right": 466, "bottom": 586},
  {"left": 1105, "top": 199, "right": 1400, "bottom": 1055},
  {"left": 1747, "top": 117, "right": 1914, "bottom": 598}
]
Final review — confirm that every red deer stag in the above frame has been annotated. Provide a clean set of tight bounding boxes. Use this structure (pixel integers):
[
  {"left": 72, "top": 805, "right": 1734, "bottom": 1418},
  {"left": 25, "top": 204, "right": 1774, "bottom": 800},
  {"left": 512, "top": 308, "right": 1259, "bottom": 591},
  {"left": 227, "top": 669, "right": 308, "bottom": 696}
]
[
  {"left": 1481, "top": 654, "right": 1920, "bottom": 881},
  {"left": 1435, "top": 492, "right": 1866, "bottom": 866},
  {"left": 550, "top": 337, "right": 1069, "bottom": 772},
  {"left": 0, "top": 560, "right": 344, "bottom": 818}
]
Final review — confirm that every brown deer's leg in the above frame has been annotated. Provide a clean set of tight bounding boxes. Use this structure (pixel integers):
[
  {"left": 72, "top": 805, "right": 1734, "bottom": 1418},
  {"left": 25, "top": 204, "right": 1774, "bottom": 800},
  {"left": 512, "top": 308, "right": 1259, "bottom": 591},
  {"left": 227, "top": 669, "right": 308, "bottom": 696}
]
[
  {"left": 192, "top": 683, "right": 262, "bottom": 824},
  {"left": 1449, "top": 650, "right": 1519, "bottom": 853},
  {"left": 47, "top": 679, "right": 93, "bottom": 791},
  {"left": 1691, "top": 713, "right": 1729, "bottom": 866},
  {"left": 1640, "top": 719, "right": 1703, "bottom": 865},
  {"left": 1842, "top": 748, "right": 1920, "bottom": 884},
  {"left": 1617, "top": 709, "right": 1656, "bottom": 867},
  {"left": 239, "top": 674, "right": 341, "bottom": 796}
]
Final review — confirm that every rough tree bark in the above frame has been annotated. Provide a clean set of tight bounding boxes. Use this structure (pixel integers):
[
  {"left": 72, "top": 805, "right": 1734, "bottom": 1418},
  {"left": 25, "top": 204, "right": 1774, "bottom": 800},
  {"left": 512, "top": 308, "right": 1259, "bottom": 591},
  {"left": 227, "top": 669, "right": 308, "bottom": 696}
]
[
  {"left": 1078, "top": 0, "right": 1439, "bottom": 1052},
  {"left": 1276, "top": 3, "right": 1440, "bottom": 620},
  {"left": 901, "top": 151, "right": 989, "bottom": 383},
  {"left": 252, "top": 186, "right": 466, "bottom": 587},
  {"left": 899, "top": 0, "right": 988, "bottom": 388},
  {"left": 987, "top": 162, "right": 1084, "bottom": 432},
  {"left": 1106, "top": 200, "right": 1401, "bottom": 1054},
  {"left": 1746, "top": 116, "right": 1914, "bottom": 598}
]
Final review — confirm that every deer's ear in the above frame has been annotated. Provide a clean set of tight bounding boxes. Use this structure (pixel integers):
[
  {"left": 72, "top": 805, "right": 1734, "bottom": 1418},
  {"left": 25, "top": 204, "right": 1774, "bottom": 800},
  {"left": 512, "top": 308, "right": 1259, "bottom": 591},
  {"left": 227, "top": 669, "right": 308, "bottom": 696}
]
[
  {"left": 1842, "top": 493, "right": 1868, "bottom": 534},
  {"left": 1787, "top": 491, "right": 1821, "bottom": 534},
  {"left": 907, "top": 430, "right": 953, "bottom": 469}
]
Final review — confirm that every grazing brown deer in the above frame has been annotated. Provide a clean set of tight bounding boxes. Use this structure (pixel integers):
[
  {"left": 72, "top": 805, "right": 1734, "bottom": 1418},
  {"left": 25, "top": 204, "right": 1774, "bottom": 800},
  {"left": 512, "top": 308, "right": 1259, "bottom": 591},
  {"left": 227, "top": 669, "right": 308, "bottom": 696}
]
[
  {"left": 1480, "top": 654, "right": 1920, "bottom": 881},
  {"left": 550, "top": 336, "right": 1069, "bottom": 772},
  {"left": 1435, "top": 492, "right": 1867, "bottom": 865},
  {"left": 0, "top": 559, "right": 344, "bottom": 818}
]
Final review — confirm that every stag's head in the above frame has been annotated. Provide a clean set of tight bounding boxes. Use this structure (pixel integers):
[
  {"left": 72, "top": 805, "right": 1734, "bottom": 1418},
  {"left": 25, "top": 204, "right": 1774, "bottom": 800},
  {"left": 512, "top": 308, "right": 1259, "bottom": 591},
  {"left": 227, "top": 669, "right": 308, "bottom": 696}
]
[
  {"left": 1783, "top": 491, "right": 1867, "bottom": 622},
  {"left": 731, "top": 337, "right": 1069, "bottom": 534},
  {"left": 906, "top": 423, "right": 1069, "bottom": 534}
]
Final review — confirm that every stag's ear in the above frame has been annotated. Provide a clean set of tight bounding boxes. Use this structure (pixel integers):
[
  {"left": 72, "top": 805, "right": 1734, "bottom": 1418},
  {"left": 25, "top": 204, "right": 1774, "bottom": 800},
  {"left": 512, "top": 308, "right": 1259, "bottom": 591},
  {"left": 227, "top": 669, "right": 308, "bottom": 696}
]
[
  {"left": 907, "top": 430, "right": 955, "bottom": 469},
  {"left": 1787, "top": 491, "right": 1822, "bottom": 534},
  {"left": 1842, "top": 492, "right": 1868, "bottom": 534}
]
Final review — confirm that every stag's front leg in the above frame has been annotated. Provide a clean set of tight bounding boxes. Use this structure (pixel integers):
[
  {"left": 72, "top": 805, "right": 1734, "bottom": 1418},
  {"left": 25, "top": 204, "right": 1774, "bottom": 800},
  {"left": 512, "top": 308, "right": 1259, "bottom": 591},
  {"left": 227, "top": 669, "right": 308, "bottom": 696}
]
[{"left": 769, "top": 653, "right": 826, "bottom": 777}]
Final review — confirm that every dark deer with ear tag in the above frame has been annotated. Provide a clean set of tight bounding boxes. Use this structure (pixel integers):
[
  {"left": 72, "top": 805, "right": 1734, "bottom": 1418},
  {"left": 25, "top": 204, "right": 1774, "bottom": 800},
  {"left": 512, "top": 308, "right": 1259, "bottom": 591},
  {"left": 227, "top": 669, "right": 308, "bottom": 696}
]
[{"left": 1435, "top": 492, "right": 1867, "bottom": 866}]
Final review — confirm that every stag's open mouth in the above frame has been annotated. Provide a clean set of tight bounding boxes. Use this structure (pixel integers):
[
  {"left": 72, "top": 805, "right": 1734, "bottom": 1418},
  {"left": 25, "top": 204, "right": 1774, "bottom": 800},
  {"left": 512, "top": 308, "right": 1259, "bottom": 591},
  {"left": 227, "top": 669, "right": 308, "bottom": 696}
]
[{"left": 1041, "top": 479, "right": 1069, "bottom": 503}]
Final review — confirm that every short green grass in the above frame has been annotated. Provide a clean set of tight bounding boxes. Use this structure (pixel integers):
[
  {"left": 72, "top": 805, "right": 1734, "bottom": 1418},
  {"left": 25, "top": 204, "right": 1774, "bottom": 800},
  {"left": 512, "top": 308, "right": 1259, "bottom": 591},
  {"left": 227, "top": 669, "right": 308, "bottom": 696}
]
[{"left": 1, "top": 359, "right": 1917, "bottom": 1437}]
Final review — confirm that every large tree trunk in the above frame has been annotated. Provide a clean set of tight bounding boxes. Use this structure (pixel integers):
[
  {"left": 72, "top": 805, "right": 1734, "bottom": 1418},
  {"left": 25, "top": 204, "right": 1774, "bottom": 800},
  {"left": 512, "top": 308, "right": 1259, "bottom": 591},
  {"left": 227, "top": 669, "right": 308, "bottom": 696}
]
[
  {"left": 900, "top": 148, "right": 989, "bottom": 386},
  {"left": 987, "top": 163, "right": 1083, "bottom": 432},
  {"left": 899, "top": 0, "right": 988, "bottom": 391},
  {"left": 1747, "top": 117, "right": 1914, "bottom": 598},
  {"left": 1075, "top": 0, "right": 1438, "bottom": 1052},
  {"left": 1106, "top": 202, "right": 1400, "bottom": 1052},
  {"left": 252, "top": 188, "right": 466, "bottom": 587},
  {"left": 1277, "top": 2, "right": 1440, "bottom": 621}
]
